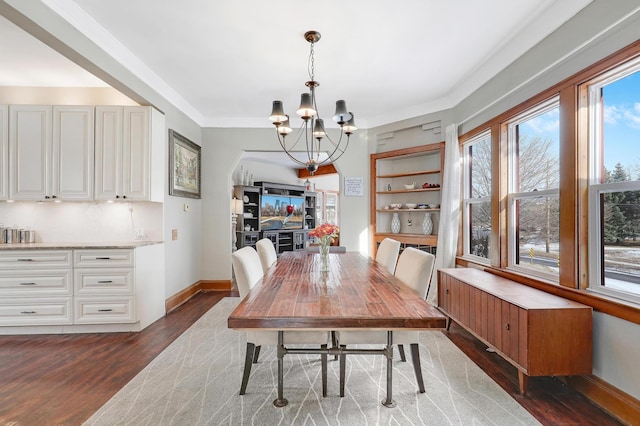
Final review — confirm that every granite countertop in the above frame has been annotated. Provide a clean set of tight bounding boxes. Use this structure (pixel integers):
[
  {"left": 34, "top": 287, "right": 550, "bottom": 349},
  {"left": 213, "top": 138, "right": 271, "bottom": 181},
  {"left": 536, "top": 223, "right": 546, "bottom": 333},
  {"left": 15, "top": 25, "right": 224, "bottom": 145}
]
[{"left": 0, "top": 241, "right": 163, "bottom": 250}]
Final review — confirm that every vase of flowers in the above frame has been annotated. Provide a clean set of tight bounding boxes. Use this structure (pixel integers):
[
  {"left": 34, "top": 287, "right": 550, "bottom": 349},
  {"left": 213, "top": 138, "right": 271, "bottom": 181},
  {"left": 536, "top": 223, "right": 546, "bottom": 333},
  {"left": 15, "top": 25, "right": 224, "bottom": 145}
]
[{"left": 309, "top": 223, "right": 339, "bottom": 272}]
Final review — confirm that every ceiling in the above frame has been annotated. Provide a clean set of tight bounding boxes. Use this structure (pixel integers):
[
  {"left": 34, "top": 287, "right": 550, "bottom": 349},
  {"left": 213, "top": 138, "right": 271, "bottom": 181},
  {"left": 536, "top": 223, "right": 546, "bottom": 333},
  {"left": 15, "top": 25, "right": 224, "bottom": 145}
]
[{"left": 0, "top": 0, "right": 593, "bottom": 132}]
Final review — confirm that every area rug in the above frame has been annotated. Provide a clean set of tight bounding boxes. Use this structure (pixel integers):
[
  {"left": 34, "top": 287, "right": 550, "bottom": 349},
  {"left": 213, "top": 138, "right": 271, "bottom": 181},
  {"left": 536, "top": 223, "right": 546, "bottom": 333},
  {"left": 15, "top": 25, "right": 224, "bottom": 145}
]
[{"left": 84, "top": 297, "right": 540, "bottom": 425}]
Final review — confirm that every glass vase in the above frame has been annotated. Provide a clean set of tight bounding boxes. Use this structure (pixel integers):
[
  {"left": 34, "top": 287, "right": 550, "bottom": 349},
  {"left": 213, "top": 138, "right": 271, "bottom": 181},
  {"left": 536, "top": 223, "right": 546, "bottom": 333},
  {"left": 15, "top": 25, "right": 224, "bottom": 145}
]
[{"left": 320, "top": 237, "right": 330, "bottom": 272}]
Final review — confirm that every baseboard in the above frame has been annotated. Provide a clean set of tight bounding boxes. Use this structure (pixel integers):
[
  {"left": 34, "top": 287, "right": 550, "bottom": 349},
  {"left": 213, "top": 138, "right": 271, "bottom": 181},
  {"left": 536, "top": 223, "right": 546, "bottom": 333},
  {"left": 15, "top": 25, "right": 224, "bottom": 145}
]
[
  {"left": 165, "top": 280, "right": 233, "bottom": 313},
  {"left": 566, "top": 375, "right": 640, "bottom": 425}
]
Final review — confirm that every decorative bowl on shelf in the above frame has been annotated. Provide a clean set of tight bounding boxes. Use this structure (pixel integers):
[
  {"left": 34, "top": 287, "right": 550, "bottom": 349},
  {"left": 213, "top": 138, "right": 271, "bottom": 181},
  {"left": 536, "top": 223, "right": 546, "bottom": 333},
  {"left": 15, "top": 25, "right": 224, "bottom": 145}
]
[
  {"left": 404, "top": 183, "right": 416, "bottom": 190},
  {"left": 429, "top": 204, "right": 440, "bottom": 209},
  {"left": 405, "top": 203, "right": 418, "bottom": 209},
  {"left": 417, "top": 204, "right": 428, "bottom": 209},
  {"left": 390, "top": 203, "right": 402, "bottom": 209}
]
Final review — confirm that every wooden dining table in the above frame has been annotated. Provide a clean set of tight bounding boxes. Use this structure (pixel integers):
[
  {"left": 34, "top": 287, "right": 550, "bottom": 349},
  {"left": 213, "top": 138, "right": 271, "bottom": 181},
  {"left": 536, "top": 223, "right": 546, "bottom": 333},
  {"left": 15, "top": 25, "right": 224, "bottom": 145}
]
[{"left": 227, "top": 251, "right": 447, "bottom": 407}]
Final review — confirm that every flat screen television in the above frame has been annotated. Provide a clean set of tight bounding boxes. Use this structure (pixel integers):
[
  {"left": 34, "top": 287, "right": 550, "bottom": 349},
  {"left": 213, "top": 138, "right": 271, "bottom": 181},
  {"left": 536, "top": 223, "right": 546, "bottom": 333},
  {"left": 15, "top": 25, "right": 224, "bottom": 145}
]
[{"left": 261, "top": 194, "right": 304, "bottom": 230}]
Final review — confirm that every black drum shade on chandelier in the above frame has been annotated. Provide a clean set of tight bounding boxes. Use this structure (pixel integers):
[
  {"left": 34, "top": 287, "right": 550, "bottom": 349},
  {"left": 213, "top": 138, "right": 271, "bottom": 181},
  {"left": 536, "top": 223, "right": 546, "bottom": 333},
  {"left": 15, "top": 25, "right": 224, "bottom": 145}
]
[{"left": 269, "top": 30, "right": 357, "bottom": 174}]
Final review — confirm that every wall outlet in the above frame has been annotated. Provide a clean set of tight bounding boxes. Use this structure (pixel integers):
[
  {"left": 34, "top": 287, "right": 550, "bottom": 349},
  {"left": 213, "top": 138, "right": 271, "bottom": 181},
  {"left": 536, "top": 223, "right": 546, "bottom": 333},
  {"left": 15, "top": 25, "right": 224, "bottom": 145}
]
[
  {"left": 183, "top": 203, "right": 190, "bottom": 212},
  {"left": 134, "top": 228, "right": 146, "bottom": 240},
  {"left": 171, "top": 229, "right": 178, "bottom": 240}
]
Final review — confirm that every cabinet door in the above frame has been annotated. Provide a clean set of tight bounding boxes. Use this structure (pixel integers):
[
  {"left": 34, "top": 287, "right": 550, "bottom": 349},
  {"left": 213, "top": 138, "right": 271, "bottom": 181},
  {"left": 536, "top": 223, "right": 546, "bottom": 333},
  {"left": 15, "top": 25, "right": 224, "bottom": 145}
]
[
  {"left": 0, "top": 105, "right": 7, "bottom": 200},
  {"left": 95, "top": 106, "right": 123, "bottom": 200},
  {"left": 9, "top": 105, "right": 52, "bottom": 200},
  {"left": 52, "top": 106, "right": 94, "bottom": 200},
  {"left": 122, "top": 106, "right": 150, "bottom": 200}
]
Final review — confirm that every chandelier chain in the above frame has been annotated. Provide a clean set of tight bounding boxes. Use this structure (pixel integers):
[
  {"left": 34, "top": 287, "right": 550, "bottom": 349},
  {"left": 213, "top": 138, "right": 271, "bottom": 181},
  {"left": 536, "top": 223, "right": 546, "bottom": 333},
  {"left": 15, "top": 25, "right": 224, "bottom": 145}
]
[{"left": 309, "top": 41, "right": 315, "bottom": 82}]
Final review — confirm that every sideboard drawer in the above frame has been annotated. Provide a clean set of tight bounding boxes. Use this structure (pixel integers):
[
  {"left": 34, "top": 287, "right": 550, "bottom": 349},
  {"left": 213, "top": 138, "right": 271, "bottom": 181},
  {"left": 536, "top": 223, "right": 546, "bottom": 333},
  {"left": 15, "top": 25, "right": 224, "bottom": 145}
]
[
  {"left": 0, "top": 270, "right": 72, "bottom": 296},
  {"left": 0, "top": 250, "right": 73, "bottom": 269},
  {"left": 74, "top": 269, "right": 134, "bottom": 295},
  {"left": 74, "top": 297, "right": 136, "bottom": 324},
  {"left": 74, "top": 250, "right": 134, "bottom": 268},
  {"left": 0, "top": 298, "right": 72, "bottom": 325}
]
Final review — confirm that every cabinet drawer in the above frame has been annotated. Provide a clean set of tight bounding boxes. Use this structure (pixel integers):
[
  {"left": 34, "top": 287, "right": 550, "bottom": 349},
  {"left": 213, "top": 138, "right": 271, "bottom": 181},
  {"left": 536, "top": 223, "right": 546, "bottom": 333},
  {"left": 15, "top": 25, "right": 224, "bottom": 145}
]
[
  {"left": 0, "top": 270, "right": 72, "bottom": 296},
  {"left": 74, "top": 269, "right": 134, "bottom": 294},
  {"left": 74, "top": 249, "right": 134, "bottom": 267},
  {"left": 0, "top": 298, "right": 72, "bottom": 325},
  {"left": 74, "top": 297, "right": 136, "bottom": 324},
  {"left": 0, "top": 250, "right": 73, "bottom": 269}
]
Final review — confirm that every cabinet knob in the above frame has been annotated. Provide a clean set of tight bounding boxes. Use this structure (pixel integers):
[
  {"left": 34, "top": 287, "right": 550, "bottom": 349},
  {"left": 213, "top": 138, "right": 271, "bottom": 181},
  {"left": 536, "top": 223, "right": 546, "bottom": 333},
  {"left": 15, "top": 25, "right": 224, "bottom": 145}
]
[
  {"left": 44, "top": 196, "right": 50, "bottom": 199},
  {"left": 505, "top": 323, "right": 510, "bottom": 331},
  {"left": 51, "top": 195, "right": 57, "bottom": 199},
  {"left": 446, "top": 289, "right": 449, "bottom": 294},
  {"left": 116, "top": 195, "right": 120, "bottom": 199},
  {"left": 122, "top": 195, "right": 127, "bottom": 199}
]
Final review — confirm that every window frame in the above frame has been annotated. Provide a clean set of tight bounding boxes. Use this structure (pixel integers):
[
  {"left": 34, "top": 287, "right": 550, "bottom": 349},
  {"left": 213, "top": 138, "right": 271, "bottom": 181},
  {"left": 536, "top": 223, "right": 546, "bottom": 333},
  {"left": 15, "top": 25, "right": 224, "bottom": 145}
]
[
  {"left": 504, "top": 97, "right": 560, "bottom": 282},
  {"left": 583, "top": 59, "right": 640, "bottom": 304},
  {"left": 461, "top": 130, "right": 492, "bottom": 264}
]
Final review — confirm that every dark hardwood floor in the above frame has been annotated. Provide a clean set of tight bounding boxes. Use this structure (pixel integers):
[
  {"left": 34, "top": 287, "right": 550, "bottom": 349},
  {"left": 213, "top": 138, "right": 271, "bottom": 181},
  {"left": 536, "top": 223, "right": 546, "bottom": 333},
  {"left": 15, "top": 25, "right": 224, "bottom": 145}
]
[{"left": 0, "top": 291, "right": 622, "bottom": 425}]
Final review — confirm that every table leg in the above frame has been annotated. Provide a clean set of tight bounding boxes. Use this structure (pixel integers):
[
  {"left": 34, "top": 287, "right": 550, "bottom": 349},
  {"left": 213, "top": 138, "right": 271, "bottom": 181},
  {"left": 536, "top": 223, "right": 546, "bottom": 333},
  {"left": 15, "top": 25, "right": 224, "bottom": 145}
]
[
  {"left": 273, "top": 331, "right": 289, "bottom": 407},
  {"left": 381, "top": 331, "right": 396, "bottom": 408}
]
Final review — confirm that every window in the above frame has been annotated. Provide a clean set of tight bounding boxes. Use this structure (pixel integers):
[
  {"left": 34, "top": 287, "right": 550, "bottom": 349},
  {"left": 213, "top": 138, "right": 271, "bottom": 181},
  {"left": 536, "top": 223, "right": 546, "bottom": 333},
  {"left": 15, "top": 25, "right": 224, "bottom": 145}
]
[
  {"left": 506, "top": 97, "right": 560, "bottom": 280},
  {"left": 586, "top": 61, "right": 640, "bottom": 302},
  {"left": 462, "top": 131, "right": 492, "bottom": 261}
]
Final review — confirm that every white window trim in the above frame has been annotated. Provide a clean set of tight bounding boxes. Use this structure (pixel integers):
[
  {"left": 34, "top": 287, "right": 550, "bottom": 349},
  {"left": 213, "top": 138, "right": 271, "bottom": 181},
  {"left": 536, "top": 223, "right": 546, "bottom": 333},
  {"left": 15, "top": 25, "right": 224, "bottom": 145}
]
[
  {"left": 461, "top": 130, "right": 491, "bottom": 263},
  {"left": 507, "top": 189, "right": 560, "bottom": 281},
  {"left": 588, "top": 181, "right": 640, "bottom": 305}
]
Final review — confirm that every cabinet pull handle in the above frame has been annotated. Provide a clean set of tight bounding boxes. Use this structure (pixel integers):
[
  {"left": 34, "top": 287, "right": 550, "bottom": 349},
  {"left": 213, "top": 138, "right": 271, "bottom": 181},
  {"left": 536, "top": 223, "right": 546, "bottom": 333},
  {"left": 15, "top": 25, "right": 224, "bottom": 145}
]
[
  {"left": 20, "top": 282, "right": 37, "bottom": 286},
  {"left": 446, "top": 289, "right": 449, "bottom": 294},
  {"left": 97, "top": 280, "right": 113, "bottom": 284},
  {"left": 96, "top": 257, "right": 111, "bottom": 260},
  {"left": 98, "top": 308, "right": 113, "bottom": 312},
  {"left": 21, "top": 311, "right": 37, "bottom": 314},
  {"left": 17, "top": 258, "right": 33, "bottom": 262},
  {"left": 505, "top": 323, "right": 510, "bottom": 331}
]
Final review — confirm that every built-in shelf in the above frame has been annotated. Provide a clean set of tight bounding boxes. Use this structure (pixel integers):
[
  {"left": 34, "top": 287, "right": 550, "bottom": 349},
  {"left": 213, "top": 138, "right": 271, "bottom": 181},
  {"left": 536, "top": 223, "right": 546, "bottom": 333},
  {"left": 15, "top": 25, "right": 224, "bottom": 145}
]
[{"left": 371, "top": 142, "right": 445, "bottom": 256}]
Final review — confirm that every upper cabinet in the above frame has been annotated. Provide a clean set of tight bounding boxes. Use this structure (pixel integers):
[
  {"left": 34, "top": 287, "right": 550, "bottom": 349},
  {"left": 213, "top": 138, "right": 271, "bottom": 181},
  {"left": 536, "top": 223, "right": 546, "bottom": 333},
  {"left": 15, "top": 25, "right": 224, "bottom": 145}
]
[
  {"left": 0, "top": 105, "right": 7, "bottom": 200},
  {"left": 8, "top": 105, "right": 94, "bottom": 201},
  {"left": 53, "top": 106, "right": 95, "bottom": 200},
  {"left": 95, "top": 106, "right": 164, "bottom": 202},
  {"left": 370, "top": 142, "right": 445, "bottom": 256}
]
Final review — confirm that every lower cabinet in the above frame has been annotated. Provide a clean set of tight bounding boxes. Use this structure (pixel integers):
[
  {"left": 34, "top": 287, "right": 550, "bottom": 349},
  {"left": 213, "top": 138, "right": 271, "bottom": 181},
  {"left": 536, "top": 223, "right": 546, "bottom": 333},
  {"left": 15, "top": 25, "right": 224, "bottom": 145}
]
[
  {"left": 0, "top": 244, "right": 165, "bottom": 334},
  {"left": 73, "top": 249, "right": 135, "bottom": 324},
  {"left": 438, "top": 268, "right": 593, "bottom": 394},
  {"left": 0, "top": 250, "right": 73, "bottom": 326}
]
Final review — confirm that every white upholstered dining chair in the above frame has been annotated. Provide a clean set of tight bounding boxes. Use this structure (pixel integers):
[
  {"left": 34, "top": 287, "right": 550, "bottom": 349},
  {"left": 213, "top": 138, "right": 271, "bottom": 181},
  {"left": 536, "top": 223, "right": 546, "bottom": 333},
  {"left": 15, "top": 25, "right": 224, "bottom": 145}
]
[
  {"left": 375, "top": 238, "right": 401, "bottom": 274},
  {"left": 231, "top": 246, "right": 330, "bottom": 396},
  {"left": 337, "top": 247, "right": 436, "bottom": 396},
  {"left": 256, "top": 238, "right": 278, "bottom": 274}
]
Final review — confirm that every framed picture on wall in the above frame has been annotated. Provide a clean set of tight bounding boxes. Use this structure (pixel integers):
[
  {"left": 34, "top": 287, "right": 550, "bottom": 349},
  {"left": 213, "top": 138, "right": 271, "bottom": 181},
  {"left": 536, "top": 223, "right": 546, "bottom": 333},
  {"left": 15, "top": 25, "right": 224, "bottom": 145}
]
[{"left": 169, "top": 129, "right": 201, "bottom": 198}]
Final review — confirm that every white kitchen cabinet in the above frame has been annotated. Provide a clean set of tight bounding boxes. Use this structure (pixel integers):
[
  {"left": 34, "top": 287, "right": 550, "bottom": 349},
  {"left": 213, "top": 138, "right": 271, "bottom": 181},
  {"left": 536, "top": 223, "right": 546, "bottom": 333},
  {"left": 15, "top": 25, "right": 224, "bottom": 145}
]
[
  {"left": 0, "top": 250, "right": 73, "bottom": 326},
  {"left": 95, "top": 106, "right": 164, "bottom": 202},
  {"left": 0, "top": 244, "right": 165, "bottom": 334},
  {"left": 73, "top": 249, "right": 136, "bottom": 324},
  {"left": 52, "top": 106, "right": 94, "bottom": 200},
  {"left": 8, "top": 105, "right": 94, "bottom": 201},
  {"left": 0, "top": 105, "right": 7, "bottom": 200}
]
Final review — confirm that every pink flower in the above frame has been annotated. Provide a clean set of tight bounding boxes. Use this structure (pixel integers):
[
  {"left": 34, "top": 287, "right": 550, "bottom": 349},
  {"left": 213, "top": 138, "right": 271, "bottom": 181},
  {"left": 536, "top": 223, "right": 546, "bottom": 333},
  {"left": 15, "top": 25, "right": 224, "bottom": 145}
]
[{"left": 309, "top": 223, "right": 339, "bottom": 241}]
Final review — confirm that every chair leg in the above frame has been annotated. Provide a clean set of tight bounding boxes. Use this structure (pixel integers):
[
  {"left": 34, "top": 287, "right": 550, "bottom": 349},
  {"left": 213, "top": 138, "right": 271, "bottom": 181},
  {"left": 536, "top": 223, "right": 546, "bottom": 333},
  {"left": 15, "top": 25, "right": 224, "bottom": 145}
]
[
  {"left": 398, "top": 344, "right": 407, "bottom": 362},
  {"left": 321, "top": 344, "right": 328, "bottom": 397},
  {"left": 331, "top": 331, "right": 339, "bottom": 360},
  {"left": 240, "top": 342, "right": 256, "bottom": 395},
  {"left": 252, "top": 345, "right": 261, "bottom": 363},
  {"left": 410, "top": 343, "right": 425, "bottom": 393},
  {"left": 339, "top": 345, "right": 346, "bottom": 397}
]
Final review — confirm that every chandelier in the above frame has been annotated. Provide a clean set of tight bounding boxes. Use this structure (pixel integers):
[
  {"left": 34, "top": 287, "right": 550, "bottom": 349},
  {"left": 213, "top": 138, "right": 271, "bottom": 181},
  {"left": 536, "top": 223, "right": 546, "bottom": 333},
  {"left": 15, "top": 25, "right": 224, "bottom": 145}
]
[{"left": 269, "top": 30, "right": 357, "bottom": 174}]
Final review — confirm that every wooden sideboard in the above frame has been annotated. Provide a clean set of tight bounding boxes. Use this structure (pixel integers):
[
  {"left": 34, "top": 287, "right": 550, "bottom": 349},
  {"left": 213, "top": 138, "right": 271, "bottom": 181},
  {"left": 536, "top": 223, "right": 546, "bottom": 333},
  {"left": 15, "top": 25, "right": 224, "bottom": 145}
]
[{"left": 438, "top": 268, "right": 593, "bottom": 394}]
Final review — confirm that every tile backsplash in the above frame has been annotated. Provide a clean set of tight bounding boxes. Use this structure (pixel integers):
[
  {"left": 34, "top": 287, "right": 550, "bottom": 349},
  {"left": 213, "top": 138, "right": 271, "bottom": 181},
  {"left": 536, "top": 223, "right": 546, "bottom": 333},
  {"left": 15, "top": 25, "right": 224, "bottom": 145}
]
[{"left": 0, "top": 201, "right": 162, "bottom": 243}]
